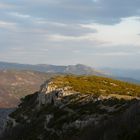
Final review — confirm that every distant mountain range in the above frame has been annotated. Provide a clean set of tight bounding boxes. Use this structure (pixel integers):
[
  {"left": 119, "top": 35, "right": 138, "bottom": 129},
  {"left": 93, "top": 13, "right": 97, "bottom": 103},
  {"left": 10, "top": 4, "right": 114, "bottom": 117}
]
[
  {"left": 0, "top": 61, "right": 104, "bottom": 76},
  {"left": 0, "top": 61, "right": 140, "bottom": 83}
]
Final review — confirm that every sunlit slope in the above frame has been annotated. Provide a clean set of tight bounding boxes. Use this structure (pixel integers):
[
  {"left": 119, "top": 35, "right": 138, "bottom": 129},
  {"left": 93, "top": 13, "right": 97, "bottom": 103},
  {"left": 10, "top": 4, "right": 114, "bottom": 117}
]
[{"left": 50, "top": 75, "right": 140, "bottom": 97}]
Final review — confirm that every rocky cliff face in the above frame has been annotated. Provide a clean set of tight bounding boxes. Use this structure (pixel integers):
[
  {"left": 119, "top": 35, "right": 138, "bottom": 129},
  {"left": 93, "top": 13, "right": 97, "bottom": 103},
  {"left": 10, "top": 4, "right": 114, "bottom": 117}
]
[
  {"left": 37, "top": 79, "right": 75, "bottom": 107},
  {"left": 1, "top": 76, "right": 140, "bottom": 140}
]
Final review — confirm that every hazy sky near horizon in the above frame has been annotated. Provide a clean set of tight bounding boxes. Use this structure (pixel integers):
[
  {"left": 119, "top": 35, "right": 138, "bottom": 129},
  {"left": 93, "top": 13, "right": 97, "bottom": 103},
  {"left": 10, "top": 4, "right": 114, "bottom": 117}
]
[{"left": 0, "top": 0, "right": 140, "bottom": 68}]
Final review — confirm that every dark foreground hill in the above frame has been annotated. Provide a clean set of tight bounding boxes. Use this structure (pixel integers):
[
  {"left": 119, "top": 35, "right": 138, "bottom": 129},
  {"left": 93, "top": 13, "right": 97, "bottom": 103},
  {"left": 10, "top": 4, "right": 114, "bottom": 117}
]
[{"left": 1, "top": 75, "right": 140, "bottom": 140}]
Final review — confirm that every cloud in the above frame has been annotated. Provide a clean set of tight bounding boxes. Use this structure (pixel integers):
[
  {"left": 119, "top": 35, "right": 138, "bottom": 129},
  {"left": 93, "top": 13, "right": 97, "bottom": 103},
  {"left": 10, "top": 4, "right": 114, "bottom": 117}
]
[
  {"left": 9, "top": 12, "right": 31, "bottom": 19},
  {"left": 0, "top": 20, "right": 17, "bottom": 30},
  {"left": 15, "top": 0, "right": 140, "bottom": 25},
  {"left": 0, "top": 2, "right": 14, "bottom": 9},
  {"left": 1, "top": 0, "right": 140, "bottom": 25},
  {"left": 7, "top": 11, "right": 97, "bottom": 37},
  {"left": 81, "top": 16, "right": 140, "bottom": 46},
  {"left": 35, "top": 22, "right": 97, "bottom": 37}
]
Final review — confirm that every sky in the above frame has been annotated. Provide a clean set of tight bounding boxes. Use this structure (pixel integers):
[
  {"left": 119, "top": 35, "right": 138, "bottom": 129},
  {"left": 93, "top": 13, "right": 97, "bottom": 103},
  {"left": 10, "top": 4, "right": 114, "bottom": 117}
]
[{"left": 0, "top": 0, "right": 140, "bottom": 69}]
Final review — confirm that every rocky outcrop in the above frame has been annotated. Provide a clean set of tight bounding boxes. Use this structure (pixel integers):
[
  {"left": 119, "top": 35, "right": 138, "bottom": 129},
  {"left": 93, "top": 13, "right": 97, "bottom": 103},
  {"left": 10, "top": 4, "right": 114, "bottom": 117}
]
[{"left": 37, "top": 80, "right": 75, "bottom": 107}]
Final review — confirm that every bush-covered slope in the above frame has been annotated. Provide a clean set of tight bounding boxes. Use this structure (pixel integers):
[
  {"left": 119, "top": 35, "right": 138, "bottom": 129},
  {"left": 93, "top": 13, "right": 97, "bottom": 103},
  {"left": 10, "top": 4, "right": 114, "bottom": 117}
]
[{"left": 50, "top": 75, "right": 140, "bottom": 96}]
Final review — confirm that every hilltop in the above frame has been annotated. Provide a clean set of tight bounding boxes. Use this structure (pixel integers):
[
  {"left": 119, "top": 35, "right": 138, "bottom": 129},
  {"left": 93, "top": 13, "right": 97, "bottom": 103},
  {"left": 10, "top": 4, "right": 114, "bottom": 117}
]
[
  {"left": 46, "top": 75, "right": 140, "bottom": 97},
  {"left": 1, "top": 75, "right": 140, "bottom": 140}
]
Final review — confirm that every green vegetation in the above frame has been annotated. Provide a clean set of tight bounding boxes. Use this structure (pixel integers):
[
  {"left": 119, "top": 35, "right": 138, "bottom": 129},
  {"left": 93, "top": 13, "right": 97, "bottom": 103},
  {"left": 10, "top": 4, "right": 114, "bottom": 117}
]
[{"left": 51, "top": 75, "right": 140, "bottom": 97}]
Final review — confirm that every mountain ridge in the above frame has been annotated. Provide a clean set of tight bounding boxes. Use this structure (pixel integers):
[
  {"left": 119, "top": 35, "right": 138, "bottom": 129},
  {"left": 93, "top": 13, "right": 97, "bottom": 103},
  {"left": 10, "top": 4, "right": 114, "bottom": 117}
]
[
  {"left": 1, "top": 61, "right": 140, "bottom": 83},
  {"left": 0, "top": 61, "right": 104, "bottom": 76}
]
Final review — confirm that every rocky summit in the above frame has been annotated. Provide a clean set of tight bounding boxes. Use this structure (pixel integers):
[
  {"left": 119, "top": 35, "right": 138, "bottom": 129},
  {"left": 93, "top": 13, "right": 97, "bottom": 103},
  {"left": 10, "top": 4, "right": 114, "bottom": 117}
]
[{"left": 1, "top": 75, "right": 140, "bottom": 140}]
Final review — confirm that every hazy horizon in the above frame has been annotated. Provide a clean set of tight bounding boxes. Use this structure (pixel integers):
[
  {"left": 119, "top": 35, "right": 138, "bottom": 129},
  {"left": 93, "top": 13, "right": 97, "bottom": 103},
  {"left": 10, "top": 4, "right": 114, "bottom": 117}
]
[
  {"left": 0, "top": 0, "right": 140, "bottom": 69},
  {"left": 1, "top": 60, "right": 140, "bottom": 70}
]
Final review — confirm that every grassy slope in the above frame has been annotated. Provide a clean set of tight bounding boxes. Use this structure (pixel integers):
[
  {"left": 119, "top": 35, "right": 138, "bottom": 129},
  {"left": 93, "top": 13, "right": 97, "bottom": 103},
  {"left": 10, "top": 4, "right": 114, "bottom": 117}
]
[{"left": 51, "top": 75, "right": 140, "bottom": 97}]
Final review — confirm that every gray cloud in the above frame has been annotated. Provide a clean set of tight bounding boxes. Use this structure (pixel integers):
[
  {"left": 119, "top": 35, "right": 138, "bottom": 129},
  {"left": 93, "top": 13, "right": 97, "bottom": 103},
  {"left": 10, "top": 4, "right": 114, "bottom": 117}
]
[
  {"left": 1, "top": 0, "right": 140, "bottom": 25},
  {"left": 5, "top": 11, "right": 97, "bottom": 37},
  {"left": 11, "top": 0, "right": 140, "bottom": 25}
]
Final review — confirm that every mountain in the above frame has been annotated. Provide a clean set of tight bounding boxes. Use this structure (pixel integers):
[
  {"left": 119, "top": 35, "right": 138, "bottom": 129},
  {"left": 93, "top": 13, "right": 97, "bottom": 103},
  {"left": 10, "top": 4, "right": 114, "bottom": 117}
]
[
  {"left": 1, "top": 75, "right": 140, "bottom": 140},
  {"left": 0, "top": 61, "right": 104, "bottom": 76},
  {"left": 101, "top": 67, "right": 140, "bottom": 81},
  {"left": 64, "top": 64, "right": 104, "bottom": 75}
]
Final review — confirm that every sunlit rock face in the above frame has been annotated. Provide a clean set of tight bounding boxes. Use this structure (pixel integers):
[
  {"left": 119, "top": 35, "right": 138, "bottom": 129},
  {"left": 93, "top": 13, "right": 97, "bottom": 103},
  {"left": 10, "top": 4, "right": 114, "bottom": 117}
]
[{"left": 37, "top": 80, "right": 74, "bottom": 107}]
